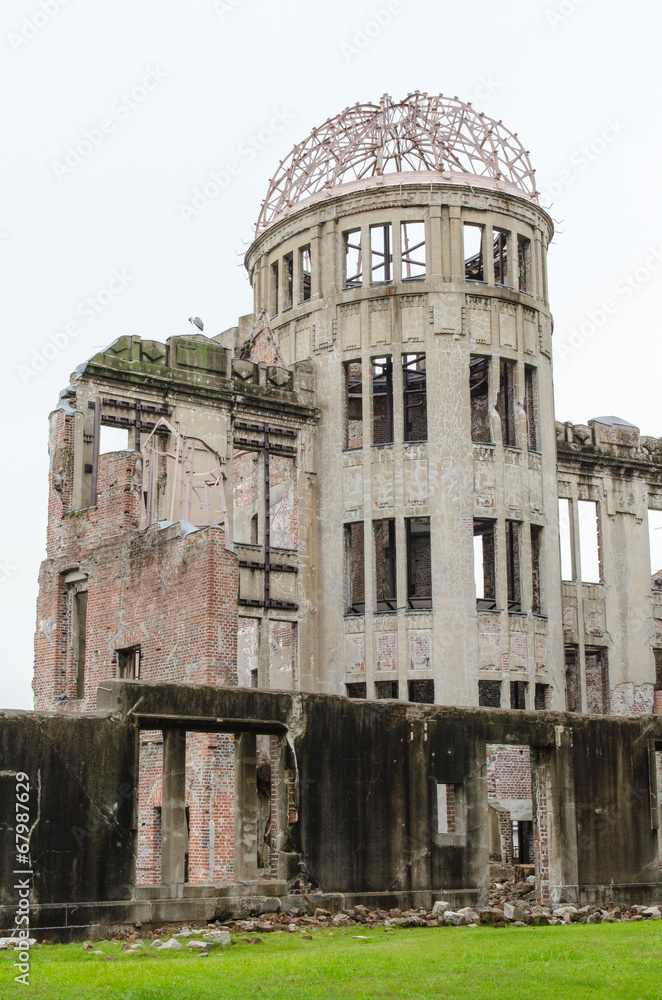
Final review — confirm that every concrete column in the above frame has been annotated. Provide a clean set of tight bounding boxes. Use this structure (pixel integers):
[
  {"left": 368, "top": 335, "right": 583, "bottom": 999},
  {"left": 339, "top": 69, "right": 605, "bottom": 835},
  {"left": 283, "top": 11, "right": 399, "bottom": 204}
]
[
  {"left": 161, "top": 728, "right": 187, "bottom": 885},
  {"left": 234, "top": 732, "right": 259, "bottom": 882},
  {"left": 484, "top": 223, "right": 495, "bottom": 287},
  {"left": 449, "top": 207, "right": 463, "bottom": 280},
  {"left": 534, "top": 729, "right": 579, "bottom": 905},
  {"left": 428, "top": 206, "right": 442, "bottom": 280},
  {"left": 407, "top": 720, "right": 432, "bottom": 890}
]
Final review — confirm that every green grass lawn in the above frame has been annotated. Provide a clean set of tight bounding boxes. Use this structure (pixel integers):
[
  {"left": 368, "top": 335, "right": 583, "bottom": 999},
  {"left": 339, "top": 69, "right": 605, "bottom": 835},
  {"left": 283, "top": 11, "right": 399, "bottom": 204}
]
[{"left": 1, "top": 923, "right": 661, "bottom": 1000}]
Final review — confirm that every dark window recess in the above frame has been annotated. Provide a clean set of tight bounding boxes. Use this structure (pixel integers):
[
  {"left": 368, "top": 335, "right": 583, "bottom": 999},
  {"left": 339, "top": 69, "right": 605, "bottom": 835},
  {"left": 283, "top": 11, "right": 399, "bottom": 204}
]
[
  {"left": 518, "top": 236, "right": 532, "bottom": 293},
  {"left": 117, "top": 645, "right": 141, "bottom": 680},
  {"left": 497, "top": 359, "right": 517, "bottom": 447},
  {"left": 585, "top": 647, "right": 609, "bottom": 714},
  {"left": 403, "top": 354, "right": 427, "bottom": 441},
  {"left": 535, "top": 683, "right": 550, "bottom": 711},
  {"left": 371, "top": 224, "right": 393, "bottom": 282},
  {"left": 375, "top": 680, "right": 399, "bottom": 700},
  {"left": 270, "top": 261, "right": 279, "bottom": 317},
  {"left": 374, "top": 518, "right": 397, "bottom": 611},
  {"left": 408, "top": 679, "right": 434, "bottom": 704},
  {"left": 345, "top": 522, "right": 365, "bottom": 614},
  {"left": 250, "top": 668, "right": 258, "bottom": 689},
  {"left": 506, "top": 521, "right": 522, "bottom": 612},
  {"left": 344, "top": 361, "right": 363, "bottom": 450},
  {"left": 283, "top": 252, "right": 293, "bottom": 310},
  {"left": 344, "top": 229, "right": 363, "bottom": 288},
  {"left": 531, "top": 525, "right": 543, "bottom": 614},
  {"left": 406, "top": 517, "right": 432, "bottom": 610},
  {"left": 250, "top": 514, "right": 258, "bottom": 545},
  {"left": 493, "top": 229, "right": 509, "bottom": 285},
  {"left": 513, "top": 820, "right": 534, "bottom": 864},
  {"left": 525, "top": 365, "right": 538, "bottom": 452},
  {"left": 474, "top": 519, "right": 497, "bottom": 609},
  {"left": 346, "top": 682, "right": 367, "bottom": 699},
  {"left": 401, "top": 221, "right": 426, "bottom": 280},
  {"left": 372, "top": 356, "right": 394, "bottom": 445},
  {"left": 479, "top": 680, "right": 501, "bottom": 708},
  {"left": 565, "top": 645, "right": 580, "bottom": 712},
  {"left": 464, "top": 223, "right": 484, "bottom": 280},
  {"left": 72, "top": 589, "right": 87, "bottom": 699},
  {"left": 655, "top": 649, "right": 662, "bottom": 691},
  {"left": 299, "top": 245, "right": 311, "bottom": 302},
  {"left": 470, "top": 356, "right": 491, "bottom": 443},
  {"left": 510, "top": 681, "right": 527, "bottom": 710}
]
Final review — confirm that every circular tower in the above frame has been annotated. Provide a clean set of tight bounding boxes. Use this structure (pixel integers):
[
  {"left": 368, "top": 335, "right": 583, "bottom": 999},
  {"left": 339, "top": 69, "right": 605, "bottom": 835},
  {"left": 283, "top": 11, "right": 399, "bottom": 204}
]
[{"left": 245, "top": 93, "right": 562, "bottom": 710}]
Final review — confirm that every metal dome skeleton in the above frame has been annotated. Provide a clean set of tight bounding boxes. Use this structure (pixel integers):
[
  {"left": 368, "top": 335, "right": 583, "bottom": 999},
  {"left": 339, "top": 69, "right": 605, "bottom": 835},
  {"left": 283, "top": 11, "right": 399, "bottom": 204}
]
[{"left": 255, "top": 93, "right": 539, "bottom": 234}]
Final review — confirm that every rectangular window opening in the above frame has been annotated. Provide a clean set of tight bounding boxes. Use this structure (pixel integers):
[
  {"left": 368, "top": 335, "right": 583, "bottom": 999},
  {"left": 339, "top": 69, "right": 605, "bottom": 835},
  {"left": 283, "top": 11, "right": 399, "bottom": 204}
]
[
  {"left": 524, "top": 365, "right": 539, "bottom": 452},
  {"left": 372, "top": 356, "right": 394, "bottom": 445},
  {"left": 534, "top": 683, "right": 550, "bottom": 711},
  {"left": 370, "top": 224, "right": 393, "bottom": 282},
  {"left": 506, "top": 520, "right": 522, "bottom": 612},
  {"left": 648, "top": 509, "right": 662, "bottom": 587},
  {"left": 493, "top": 228, "right": 509, "bottom": 285},
  {"left": 99, "top": 425, "right": 129, "bottom": 454},
  {"left": 375, "top": 680, "right": 399, "bottom": 700},
  {"left": 344, "top": 361, "right": 363, "bottom": 450},
  {"left": 436, "top": 783, "right": 465, "bottom": 836},
  {"left": 470, "top": 356, "right": 491, "bottom": 444},
  {"left": 565, "top": 645, "right": 580, "bottom": 712},
  {"left": 408, "top": 679, "right": 434, "bottom": 704},
  {"left": 270, "top": 262, "right": 279, "bottom": 318},
  {"left": 345, "top": 522, "right": 365, "bottom": 615},
  {"left": 474, "top": 519, "right": 497, "bottom": 609},
  {"left": 510, "top": 680, "right": 527, "bottom": 710},
  {"left": 654, "top": 649, "right": 662, "bottom": 691},
  {"left": 518, "top": 235, "right": 532, "bottom": 293},
  {"left": 374, "top": 518, "right": 397, "bottom": 612},
  {"left": 497, "top": 359, "right": 517, "bottom": 447},
  {"left": 346, "top": 682, "right": 367, "bottom": 699},
  {"left": 578, "top": 500, "right": 602, "bottom": 583},
  {"left": 531, "top": 524, "right": 543, "bottom": 614},
  {"left": 64, "top": 572, "right": 88, "bottom": 701},
  {"left": 298, "top": 245, "right": 311, "bottom": 303},
  {"left": 479, "top": 679, "right": 502, "bottom": 708},
  {"left": 401, "top": 221, "right": 426, "bottom": 280},
  {"left": 117, "top": 645, "right": 141, "bottom": 680},
  {"left": 403, "top": 354, "right": 427, "bottom": 442},
  {"left": 283, "top": 252, "right": 293, "bottom": 311},
  {"left": 406, "top": 517, "right": 432, "bottom": 610},
  {"left": 344, "top": 229, "right": 363, "bottom": 288},
  {"left": 464, "top": 223, "right": 484, "bottom": 281},
  {"left": 558, "top": 498, "right": 573, "bottom": 581},
  {"left": 585, "top": 647, "right": 609, "bottom": 714}
]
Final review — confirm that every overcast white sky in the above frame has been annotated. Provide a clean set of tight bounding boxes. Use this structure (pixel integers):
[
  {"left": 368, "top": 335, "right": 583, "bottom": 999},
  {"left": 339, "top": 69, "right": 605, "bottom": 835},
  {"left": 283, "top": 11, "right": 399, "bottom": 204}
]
[{"left": 2, "top": 0, "right": 661, "bottom": 709}]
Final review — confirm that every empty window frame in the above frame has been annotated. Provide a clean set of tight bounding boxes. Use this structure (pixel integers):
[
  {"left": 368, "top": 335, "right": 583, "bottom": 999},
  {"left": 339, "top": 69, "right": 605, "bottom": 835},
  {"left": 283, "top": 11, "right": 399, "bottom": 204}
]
[
  {"left": 648, "top": 509, "right": 662, "bottom": 582},
  {"left": 585, "top": 647, "right": 609, "bottom": 714},
  {"left": 270, "top": 261, "right": 279, "bottom": 317},
  {"left": 497, "top": 359, "right": 517, "bottom": 447},
  {"left": 474, "top": 519, "right": 497, "bottom": 609},
  {"left": 375, "top": 680, "right": 399, "bottom": 700},
  {"left": 470, "top": 356, "right": 491, "bottom": 443},
  {"left": 518, "top": 235, "right": 532, "bottom": 293},
  {"left": 510, "top": 680, "right": 527, "bottom": 710},
  {"left": 534, "top": 683, "right": 550, "bottom": 711},
  {"left": 558, "top": 498, "right": 574, "bottom": 581},
  {"left": 565, "top": 645, "right": 580, "bottom": 712},
  {"left": 406, "top": 517, "right": 432, "bottom": 610},
  {"left": 374, "top": 518, "right": 397, "bottom": 612},
  {"left": 370, "top": 224, "right": 393, "bottom": 282},
  {"left": 408, "top": 679, "right": 434, "bottom": 704},
  {"left": 343, "top": 360, "right": 363, "bottom": 450},
  {"left": 346, "top": 682, "right": 367, "bottom": 699},
  {"left": 343, "top": 229, "right": 363, "bottom": 288},
  {"left": 345, "top": 522, "right": 365, "bottom": 614},
  {"left": 64, "top": 573, "right": 88, "bottom": 700},
  {"left": 298, "top": 245, "right": 312, "bottom": 302},
  {"left": 372, "top": 356, "right": 394, "bottom": 445},
  {"left": 493, "top": 228, "right": 509, "bottom": 285},
  {"left": 464, "top": 223, "right": 484, "bottom": 281},
  {"left": 403, "top": 354, "right": 427, "bottom": 442},
  {"left": 479, "top": 679, "right": 502, "bottom": 708},
  {"left": 506, "top": 520, "right": 522, "bottom": 612},
  {"left": 577, "top": 500, "right": 602, "bottom": 583},
  {"left": 524, "top": 365, "right": 539, "bottom": 452},
  {"left": 401, "top": 221, "right": 426, "bottom": 280},
  {"left": 531, "top": 525, "right": 543, "bottom": 614},
  {"left": 283, "top": 252, "right": 294, "bottom": 310},
  {"left": 654, "top": 649, "right": 662, "bottom": 692},
  {"left": 117, "top": 645, "right": 141, "bottom": 680},
  {"left": 436, "top": 783, "right": 464, "bottom": 835}
]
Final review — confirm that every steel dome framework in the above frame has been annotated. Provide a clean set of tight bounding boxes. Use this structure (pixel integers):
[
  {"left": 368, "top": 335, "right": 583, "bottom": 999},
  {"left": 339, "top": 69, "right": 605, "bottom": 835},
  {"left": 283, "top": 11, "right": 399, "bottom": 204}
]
[{"left": 255, "top": 93, "right": 539, "bottom": 234}]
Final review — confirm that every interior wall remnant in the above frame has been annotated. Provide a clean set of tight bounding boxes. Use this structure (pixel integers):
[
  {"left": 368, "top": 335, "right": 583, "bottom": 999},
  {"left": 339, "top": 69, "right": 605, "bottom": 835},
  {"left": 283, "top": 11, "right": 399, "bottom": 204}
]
[
  {"left": 375, "top": 680, "right": 398, "bottom": 699},
  {"left": 493, "top": 228, "right": 508, "bottom": 285},
  {"left": 470, "top": 356, "right": 491, "bottom": 443},
  {"left": 531, "top": 524, "right": 543, "bottom": 614},
  {"left": 505, "top": 520, "right": 522, "bottom": 611},
  {"left": 372, "top": 356, "right": 394, "bottom": 445},
  {"left": 408, "top": 678, "right": 434, "bottom": 703},
  {"left": 525, "top": 365, "right": 539, "bottom": 452},
  {"left": 474, "top": 520, "right": 496, "bottom": 608},
  {"left": 518, "top": 235, "right": 531, "bottom": 292},
  {"left": 238, "top": 618, "right": 259, "bottom": 687},
  {"left": 374, "top": 518, "right": 397, "bottom": 611},
  {"left": 269, "top": 455, "right": 297, "bottom": 550},
  {"left": 232, "top": 451, "right": 259, "bottom": 545},
  {"left": 346, "top": 681, "right": 367, "bottom": 698},
  {"left": 344, "top": 361, "right": 363, "bottom": 450},
  {"left": 535, "top": 683, "right": 551, "bottom": 711},
  {"left": 406, "top": 517, "right": 432, "bottom": 609},
  {"left": 268, "top": 620, "right": 297, "bottom": 690},
  {"left": 497, "top": 359, "right": 517, "bottom": 447},
  {"left": 585, "top": 647, "right": 610, "bottom": 714},
  {"left": 479, "top": 680, "right": 501, "bottom": 708},
  {"left": 510, "top": 681, "right": 527, "bottom": 710},
  {"left": 565, "top": 645, "right": 580, "bottom": 712},
  {"left": 403, "top": 354, "right": 427, "bottom": 442},
  {"left": 345, "top": 521, "right": 365, "bottom": 614}
]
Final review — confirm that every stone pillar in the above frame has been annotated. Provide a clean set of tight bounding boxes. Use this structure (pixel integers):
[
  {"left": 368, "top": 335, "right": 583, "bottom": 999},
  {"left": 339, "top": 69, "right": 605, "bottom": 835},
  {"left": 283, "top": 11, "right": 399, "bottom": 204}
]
[
  {"left": 533, "top": 727, "right": 579, "bottom": 906},
  {"left": 407, "top": 720, "right": 432, "bottom": 890},
  {"left": 161, "top": 728, "right": 187, "bottom": 885},
  {"left": 234, "top": 732, "right": 259, "bottom": 882}
]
